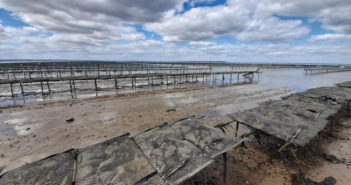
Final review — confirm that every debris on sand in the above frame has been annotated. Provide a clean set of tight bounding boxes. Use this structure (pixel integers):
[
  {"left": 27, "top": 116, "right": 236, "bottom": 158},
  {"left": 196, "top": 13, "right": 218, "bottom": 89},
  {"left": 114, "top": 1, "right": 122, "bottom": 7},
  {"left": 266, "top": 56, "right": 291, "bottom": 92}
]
[
  {"left": 0, "top": 166, "right": 5, "bottom": 174},
  {"left": 321, "top": 153, "right": 346, "bottom": 164},
  {"left": 292, "top": 174, "right": 336, "bottom": 185},
  {"left": 66, "top": 118, "right": 74, "bottom": 122},
  {"left": 166, "top": 108, "right": 176, "bottom": 112}
]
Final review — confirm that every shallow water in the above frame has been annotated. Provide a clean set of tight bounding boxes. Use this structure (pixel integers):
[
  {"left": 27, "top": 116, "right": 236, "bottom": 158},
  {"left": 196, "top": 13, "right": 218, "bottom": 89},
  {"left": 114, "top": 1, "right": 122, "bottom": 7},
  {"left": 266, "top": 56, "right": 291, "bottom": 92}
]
[
  {"left": 257, "top": 69, "right": 351, "bottom": 92},
  {"left": 0, "top": 68, "right": 350, "bottom": 106}
]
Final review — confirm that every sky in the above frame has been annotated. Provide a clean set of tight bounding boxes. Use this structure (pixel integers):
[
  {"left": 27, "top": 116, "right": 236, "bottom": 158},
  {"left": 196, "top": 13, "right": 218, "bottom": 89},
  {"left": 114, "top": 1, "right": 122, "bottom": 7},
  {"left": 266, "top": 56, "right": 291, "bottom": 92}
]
[{"left": 0, "top": 0, "right": 351, "bottom": 64}]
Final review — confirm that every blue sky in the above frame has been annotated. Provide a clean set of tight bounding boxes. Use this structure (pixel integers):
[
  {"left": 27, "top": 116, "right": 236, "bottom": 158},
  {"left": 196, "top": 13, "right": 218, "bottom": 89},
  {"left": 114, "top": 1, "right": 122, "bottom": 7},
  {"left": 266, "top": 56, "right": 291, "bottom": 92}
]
[{"left": 0, "top": 0, "right": 350, "bottom": 64}]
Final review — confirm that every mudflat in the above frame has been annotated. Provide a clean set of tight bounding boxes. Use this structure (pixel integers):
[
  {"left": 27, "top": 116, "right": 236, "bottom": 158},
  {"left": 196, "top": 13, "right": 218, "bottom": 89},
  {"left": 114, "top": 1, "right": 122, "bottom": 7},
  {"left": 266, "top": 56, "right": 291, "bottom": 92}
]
[{"left": 1, "top": 84, "right": 350, "bottom": 185}]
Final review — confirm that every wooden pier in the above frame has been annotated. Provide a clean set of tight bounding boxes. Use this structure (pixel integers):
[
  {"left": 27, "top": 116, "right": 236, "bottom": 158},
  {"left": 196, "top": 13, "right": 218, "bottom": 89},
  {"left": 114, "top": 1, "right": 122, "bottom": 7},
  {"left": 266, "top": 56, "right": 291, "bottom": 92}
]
[
  {"left": 0, "top": 68, "right": 259, "bottom": 99},
  {"left": 304, "top": 67, "right": 351, "bottom": 75}
]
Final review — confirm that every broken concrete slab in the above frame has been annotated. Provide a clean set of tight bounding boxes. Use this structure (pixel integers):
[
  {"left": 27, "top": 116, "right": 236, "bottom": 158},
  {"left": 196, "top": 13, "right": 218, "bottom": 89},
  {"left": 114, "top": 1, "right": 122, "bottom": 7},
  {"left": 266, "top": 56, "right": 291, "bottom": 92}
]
[
  {"left": 75, "top": 133, "right": 156, "bottom": 185},
  {"left": 1, "top": 115, "right": 245, "bottom": 185},
  {"left": 281, "top": 94, "right": 342, "bottom": 120},
  {"left": 133, "top": 123, "right": 212, "bottom": 184},
  {"left": 137, "top": 173, "right": 166, "bottom": 185},
  {"left": 299, "top": 86, "right": 351, "bottom": 103},
  {"left": 228, "top": 83, "right": 351, "bottom": 147},
  {"left": 0, "top": 150, "right": 75, "bottom": 185},
  {"left": 336, "top": 81, "right": 351, "bottom": 88},
  {"left": 133, "top": 118, "right": 244, "bottom": 185},
  {"left": 170, "top": 117, "right": 244, "bottom": 158}
]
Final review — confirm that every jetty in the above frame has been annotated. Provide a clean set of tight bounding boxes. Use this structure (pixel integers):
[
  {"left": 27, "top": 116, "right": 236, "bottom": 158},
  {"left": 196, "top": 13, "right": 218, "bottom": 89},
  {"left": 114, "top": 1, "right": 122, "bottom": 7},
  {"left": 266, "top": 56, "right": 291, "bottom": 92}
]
[
  {"left": 0, "top": 61, "right": 260, "bottom": 99},
  {"left": 304, "top": 67, "right": 351, "bottom": 75}
]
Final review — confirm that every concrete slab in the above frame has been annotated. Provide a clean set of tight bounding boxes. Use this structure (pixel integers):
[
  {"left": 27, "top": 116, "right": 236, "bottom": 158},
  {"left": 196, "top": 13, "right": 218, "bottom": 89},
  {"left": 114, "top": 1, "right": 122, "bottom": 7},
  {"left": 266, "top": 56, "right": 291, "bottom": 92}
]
[
  {"left": 75, "top": 133, "right": 156, "bottom": 185},
  {"left": 0, "top": 150, "right": 75, "bottom": 185},
  {"left": 228, "top": 85, "right": 350, "bottom": 146},
  {"left": 336, "top": 81, "right": 351, "bottom": 88},
  {"left": 170, "top": 117, "right": 244, "bottom": 158},
  {"left": 133, "top": 123, "right": 212, "bottom": 185}
]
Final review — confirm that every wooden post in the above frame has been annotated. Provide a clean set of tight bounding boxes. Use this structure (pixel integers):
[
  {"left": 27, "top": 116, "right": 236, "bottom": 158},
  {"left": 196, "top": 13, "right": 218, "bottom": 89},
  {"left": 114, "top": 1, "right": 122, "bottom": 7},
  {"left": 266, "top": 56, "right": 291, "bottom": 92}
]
[
  {"left": 235, "top": 122, "right": 239, "bottom": 137},
  {"left": 94, "top": 79, "right": 98, "bottom": 92},
  {"left": 72, "top": 80, "right": 76, "bottom": 98},
  {"left": 20, "top": 82, "right": 24, "bottom": 96},
  {"left": 46, "top": 81, "right": 51, "bottom": 94},
  {"left": 69, "top": 80, "right": 73, "bottom": 98},
  {"left": 222, "top": 74, "right": 224, "bottom": 85},
  {"left": 97, "top": 65, "right": 100, "bottom": 77},
  {"left": 40, "top": 82, "right": 44, "bottom": 95},
  {"left": 114, "top": 78, "right": 118, "bottom": 89},
  {"left": 10, "top": 83, "right": 14, "bottom": 98},
  {"left": 131, "top": 78, "right": 134, "bottom": 89}
]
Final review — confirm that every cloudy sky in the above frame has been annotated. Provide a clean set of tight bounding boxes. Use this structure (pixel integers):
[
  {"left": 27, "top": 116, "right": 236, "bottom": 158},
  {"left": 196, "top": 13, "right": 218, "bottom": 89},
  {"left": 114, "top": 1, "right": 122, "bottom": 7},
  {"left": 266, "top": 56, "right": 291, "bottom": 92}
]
[{"left": 0, "top": 0, "right": 350, "bottom": 63}]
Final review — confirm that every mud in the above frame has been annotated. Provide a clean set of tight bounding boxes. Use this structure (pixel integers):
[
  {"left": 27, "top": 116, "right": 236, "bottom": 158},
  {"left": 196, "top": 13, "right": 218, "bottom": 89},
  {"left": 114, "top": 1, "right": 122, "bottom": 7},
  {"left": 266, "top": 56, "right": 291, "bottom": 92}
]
[
  {"left": 180, "top": 114, "right": 351, "bottom": 185},
  {"left": 1, "top": 83, "right": 351, "bottom": 185},
  {"left": 0, "top": 84, "right": 293, "bottom": 174}
]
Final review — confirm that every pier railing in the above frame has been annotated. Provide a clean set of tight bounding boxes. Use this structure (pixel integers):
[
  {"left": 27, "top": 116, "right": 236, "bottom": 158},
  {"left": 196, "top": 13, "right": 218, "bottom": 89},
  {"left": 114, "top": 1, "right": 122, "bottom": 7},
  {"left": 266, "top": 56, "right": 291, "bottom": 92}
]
[
  {"left": 304, "top": 67, "right": 351, "bottom": 75},
  {"left": 0, "top": 70, "right": 260, "bottom": 100}
]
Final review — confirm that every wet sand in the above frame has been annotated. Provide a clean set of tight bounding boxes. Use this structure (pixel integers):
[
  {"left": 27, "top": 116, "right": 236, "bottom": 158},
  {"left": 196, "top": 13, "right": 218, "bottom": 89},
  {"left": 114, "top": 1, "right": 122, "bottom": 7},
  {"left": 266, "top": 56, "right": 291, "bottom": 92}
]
[
  {"left": 0, "top": 83, "right": 350, "bottom": 185},
  {"left": 0, "top": 84, "right": 292, "bottom": 172},
  {"left": 180, "top": 114, "right": 351, "bottom": 185}
]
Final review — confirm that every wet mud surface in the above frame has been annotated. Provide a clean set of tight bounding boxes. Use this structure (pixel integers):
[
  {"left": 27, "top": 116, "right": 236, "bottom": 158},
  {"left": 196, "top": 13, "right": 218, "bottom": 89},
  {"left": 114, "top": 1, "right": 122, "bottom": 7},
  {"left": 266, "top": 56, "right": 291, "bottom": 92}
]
[{"left": 1, "top": 83, "right": 351, "bottom": 184}]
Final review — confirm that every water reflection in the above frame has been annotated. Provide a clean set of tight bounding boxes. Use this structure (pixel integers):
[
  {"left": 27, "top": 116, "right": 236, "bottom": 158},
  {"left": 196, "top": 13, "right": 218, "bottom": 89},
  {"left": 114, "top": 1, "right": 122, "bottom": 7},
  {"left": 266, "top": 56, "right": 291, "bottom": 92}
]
[
  {"left": 0, "top": 68, "right": 350, "bottom": 106},
  {"left": 258, "top": 69, "right": 351, "bottom": 92}
]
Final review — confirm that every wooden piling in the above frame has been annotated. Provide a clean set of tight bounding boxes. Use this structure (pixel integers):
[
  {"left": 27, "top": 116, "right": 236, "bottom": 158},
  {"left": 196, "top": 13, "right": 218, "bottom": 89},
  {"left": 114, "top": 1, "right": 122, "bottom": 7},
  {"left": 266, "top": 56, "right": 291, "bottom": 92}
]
[
  {"left": 114, "top": 78, "right": 118, "bottom": 89},
  {"left": 10, "top": 83, "right": 14, "bottom": 98},
  {"left": 40, "top": 82, "right": 44, "bottom": 95},
  {"left": 46, "top": 81, "right": 51, "bottom": 94},
  {"left": 94, "top": 79, "right": 98, "bottom": 92},
  {"left": 235, "top": 122, "right": 239, "bottom": 137},
  {"left": 72, "top": 80, "right": 76, "bottom": 98},
  {"left": 20, "top": 82, "right": 24, "bottom": 96}
]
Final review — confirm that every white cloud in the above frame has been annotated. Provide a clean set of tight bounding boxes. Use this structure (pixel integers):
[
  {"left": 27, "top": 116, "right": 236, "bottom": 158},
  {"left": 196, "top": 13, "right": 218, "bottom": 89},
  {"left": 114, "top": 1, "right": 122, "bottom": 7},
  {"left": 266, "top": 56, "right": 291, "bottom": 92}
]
[
  {"left": 309, "top": 34, "right": 351, "bottom": 41},
  {"left": 264, "top": 0, "right": 351, "bottom": 34},
  {"left": 0, "top": 0, "right": 186, "bottom": 47},
  {"left": 145, "top": 0, "right": 310, "bottom": 42},
  {"left": 0, "top": 0, "right": 350, "bottom": 64}
]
